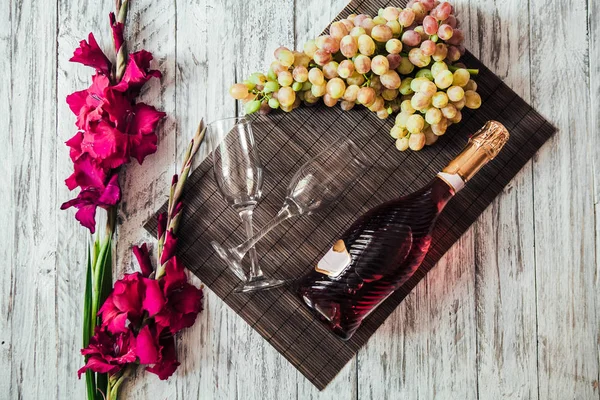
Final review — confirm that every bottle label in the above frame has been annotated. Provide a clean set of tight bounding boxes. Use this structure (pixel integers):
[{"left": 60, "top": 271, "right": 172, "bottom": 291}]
[
  {"left": 437, "top": 172, "right": 465, "bottom": 193},
  {"left": 316, "top": 240, "right": 351, "bottom": 277}
]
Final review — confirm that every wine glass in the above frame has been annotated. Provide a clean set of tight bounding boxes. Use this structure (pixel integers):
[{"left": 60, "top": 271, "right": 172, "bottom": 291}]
[
  {"left": 209, "top": 117, "right": 285, "bottom": 293},
  {"left": 211, "top": 137, "right": 370, "bottom": 288}
]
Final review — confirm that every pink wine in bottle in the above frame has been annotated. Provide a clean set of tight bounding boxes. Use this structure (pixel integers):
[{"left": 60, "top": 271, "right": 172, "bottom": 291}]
[{"left": 297, "top": 121, "right": 509, "bottom": 340}]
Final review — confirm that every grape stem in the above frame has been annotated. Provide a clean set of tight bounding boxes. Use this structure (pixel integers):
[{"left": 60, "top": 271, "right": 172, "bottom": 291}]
[{"left": 448, "top": 65, "right": 479, "bottom": 75}]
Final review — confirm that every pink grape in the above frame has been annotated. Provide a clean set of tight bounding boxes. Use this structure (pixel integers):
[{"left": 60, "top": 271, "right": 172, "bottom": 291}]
[
  {"left": 308, "top": 68, "right": 325, "bottom": 85},
  {"left": 313, "top": 49, "right": 332, "bottom": 66},
  {"left": 380, "top": 70, "right": 401, "bottom": 89},
  {"left": 358, "top": 34, "right": 376, "bottom": 55},
  {"left": 371, "top": 55, "right": 390, "bottom": 75},
  {"left": 278, "top": 86, "right": 296, "bottom": 107},
  {"left": 277, "top": 48, "right": 295, "bottom": 67},
  {"left": 367, "top": 96, "right": 385, "bottom": 112},
  {"left": 354, "top": 54, "right": 371, "bottom": 74},
  {"left": 353, "top": 14, "right": 369, "bottom": 27},
  {"left": 323, "top": 61, "right": 339, "bottom": 79},
  {"left": 330, "top": 21, "right": 349, "bottom": 40},
  {"left": 292, "top": 66, "right": 308, "bottom": 82},
  {"left": 340, "top": 35, "right": 358, "bottom": 57},
  {"left": 446, "top": 45, "right": 461, "bottom": 62},
  {"left": 323, "top": 93, "right": 338, "bottom": 107},
  {"left": 377, "top": 108, "right": 390, "bottom": 120},
  {"left": 421, "top": 40, "right": 436, "bottom": 56},
  {"left": 432, "top": 43, "right": 448, "bottom": 61},
  {"left": 436, "top": 2, "right": 452, "bottom": 20},
  {"left": 371, "top": 24, "right": 393, "bottom": 42},
  {"left": 381, "top": 6, "right": 400, "bottom": 21},
  {"left": 360, "top": 18, "right": 375, "bottom": 35},
  {"left": 343, "top": 84, "right": 360, "bottom": 102},
  {"left": 446, "top": 15, "right": 458, "bottom": 28},
  {"left": 303, "top": 40, "right": 318, "bottom": 58},
  {"left": 357, "top": 86, "right": 376, "bottom": 106},
  {"left": 277, "top": 70, "right": 293, "bottom": 87},
  {"left": 350, "top": 26, "right": 366, "bottom": 37},
  {"left": 414, "top": 26, "right": 429, "bottom": 40},
  {"left": 316, "top": 35, "right": 340, "bottom": 53},
  {"left": 229, "top": 83, "right": 249, "bottom": 100},
  {"left": 274, "top": 46, "right": 288, "bottom": 58},
  {"left": 401, "top": 30, "right": 422, "bottom": 47},
  {"left": 270, "top": 61, "right": 287, "bottom": 74},
  {"left": 412, "top": 2, "right": 428, "bottom": 22},
  {"left": 420, "top": 0, "right": 435, "bottom": 11},
  {"left": 385, "top": 38, "right": 403, "bottom": 54},
  {"left": 423, "top": 16, "right": 438, "bottom": 35},
  {"left": 447, "top": 29, "right": 465, "bottom": 45},
  {"left": 398, "top": 9, "right": 416, "bottom": 26},
  {"left": 337, "top": 60, "right": 355, "bottom": 78},
  {"left": 438, "top": 24, "right": 453, "bottom": 40},
  {"left": 340, "top": 100, "right": 355, "bottom": 111},
  {"left": 386, "top": 53, "right": 402, "bottom": 70},
  {"left": 409, "top": 47, "right": 431, "bottom": 68},
  {"left": 340, "top": 19, "right": 355, "bottom": 31}
]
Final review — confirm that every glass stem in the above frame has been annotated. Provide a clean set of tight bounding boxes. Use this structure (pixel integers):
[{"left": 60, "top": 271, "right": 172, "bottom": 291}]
[
  {"left": 239, "top": 209, "right": 262, "bottom": 281},
  {"left": 234, "top": 204, "right": 293, "bottom": 259}
]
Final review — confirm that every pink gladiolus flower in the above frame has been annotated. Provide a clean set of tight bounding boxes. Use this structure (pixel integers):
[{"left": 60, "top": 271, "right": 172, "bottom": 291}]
[
  {"left": 133, "top": 243, "right": 154, "bottom": 277},
  {"left": 109, "top": 12, "right": 125, "bottom": 53},
  {"left": 157, "top": 212, "right": 167, "bottom": 240},
  {"left": 113, "top": 50, "right": 162, "bottom": 95},
  {"left": 70, "top": 33, "right": 112, "bottom": 76},
  {"left": 145, "top": 332, "right": 180, "bottom": 380},
  {"left": 61, "top": 173, "right": 121, "bottom": 233},
  {"left": 78, "top": 328, "right": 136, "bottom": 378},
  {"left": 160, "top": 229, "right": 178, "bottom": 265},
  {"left": 154, "top": 257, "right": 203, "bottom": 334}
]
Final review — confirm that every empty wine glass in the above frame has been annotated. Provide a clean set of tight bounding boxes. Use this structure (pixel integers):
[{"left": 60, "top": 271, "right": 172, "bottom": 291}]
[
  {"left": 211, "top": 137, "right": 370, "bottom": 289},
  {"left": 209, "top": 117, "right": 285, "bottom": 293}
]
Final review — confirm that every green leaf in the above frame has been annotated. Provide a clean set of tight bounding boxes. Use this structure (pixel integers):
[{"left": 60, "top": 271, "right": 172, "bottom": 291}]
[{"left": 83, "top": 245, "right": 96, "bottom": 400}]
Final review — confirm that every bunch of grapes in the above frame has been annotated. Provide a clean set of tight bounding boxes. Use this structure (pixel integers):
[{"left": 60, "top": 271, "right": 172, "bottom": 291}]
[{"left": 229, "top": 0, "right": 482, "bottom": 151}]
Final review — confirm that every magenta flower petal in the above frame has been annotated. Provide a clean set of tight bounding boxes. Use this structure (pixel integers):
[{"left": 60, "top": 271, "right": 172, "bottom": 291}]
[
  {"left": 136, "top": 325, "right": 161, "bottom": 365},
  {"left": 145, "top": 335, "right": 180, "bottom": 380},
  {"left": 157, "top": 212, "right": 167, "bottom": 240},
  {"left": 65, "top": 155, "right": 108, "bottom": 190},
  {"left": 83, "top": 121, "right": 130, "bottom": 169},
  {"left": 97, "top": 174, "right": 121, "bottom": 205},
  {"left": 109, "top": 12, "right": 125, "bottom": 53},
  {"left": 70, "top": 33, "right": 112, "bottom": 75},
  {"left": 160, "top": 230, "right": 178, "bottom": 265},
  {"left": 133, "top": 243, "right": 154, "bottom": 277},
  {"left": 65, "top": 132, "right": 84, "bottom": 163},
  {"left": 66, "top": 89, "right": 88, "bottom": 115},
  {"left": 113, "top": 50, "right": 161, "bottom": 94},
  {"left": 102, "top": 88, "right": 134, "bottom": 131},
  {"left": 78, "top": 328, "right": 136, "bottom": 378},
  {"left": 142, "top": 277, "right": 165, "bottom": 316}
]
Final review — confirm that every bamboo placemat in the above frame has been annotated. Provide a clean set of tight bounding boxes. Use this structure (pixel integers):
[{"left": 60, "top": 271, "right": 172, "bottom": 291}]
[{"left": 145, "top": 0, "right": 555, "bottom": 389}]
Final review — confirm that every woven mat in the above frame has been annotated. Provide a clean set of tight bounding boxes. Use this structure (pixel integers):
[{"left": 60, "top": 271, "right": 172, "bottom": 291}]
[{"left": 145, "top": 0, "right": 555, "bottom": 390}]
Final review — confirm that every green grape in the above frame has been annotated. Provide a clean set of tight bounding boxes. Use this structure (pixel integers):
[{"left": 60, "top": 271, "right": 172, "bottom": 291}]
[
  {"left": 264, "top": 81, "right": 280, "bottom": 93},
  {"left": 270, "top": 61, "right": 287, "bottom": 74},
  {"left": 411, "top": 92, "right": 431, "bottom": 111},
  {"left": 377, "top": 108, "right": 390, "bottom": 119},
  {"left": 308, "top": 68, "right": 325, "bottom": 85},
  {"left": 415, "top": 68, "right": 434, "bottom": 81},
  {"left": 249, "top": 72, "right": 267, "bottom": 86},
  {"left": 441, "top": 103, "right": 457, "bottom": 119},
  {"left": 346, "top": 71, "right": 366, "bottom": 86},
  {"left": 323, "top": 93, "right": 338, "bottom": 107},
  {"left": 350, "top": 26, "right": 366, "bottom": 38},
  {"left": 368, "top": 96, "right": 385, "bottom": 112},
  {"left": 338, "top": 60, "right": 355, "bottom": 79},
  {"left": 430, "top": 61, "right": 448, "bottom": 78},
  {"left": 401, "top": 99, "right": 416, "bottom": 114},
  {"left": 390, "top": 125, "right": 408, "bottom": 139},
  {"left": 452, "top": 97, "right": 466, "bottom": 110},
  {"left": 278, "top": 70, "right": 293, "bottom": 87},
  {"left": 432, "top": 91, "right": 449, "bottom": 108},
  {"left": 358, "top": 34, "right": 376, "bottom": 56},
  {"left": 447, "top": 86, "right": 465, "bottom": 102},
  {"left": 371, "top": 55, "right": 390, "bottom": 75},
  {"left": 396, "top": 137, "right": 410, "bottom": 151},
  {"left": 419, "top": 80, "right": 437, "bottom": 97},
  {"left": 434, "top": 70, "right": 454, "bottom": 89},
  {"left": 323, "top": 61, "right": 340, "bottom": 79},
  {"left": 292, "top": 81, "right": 303, "bottom": 91},
  {"left": 311, "top": 83, "right": 327, "bottom": 97},
  {"left": 242, "top": 79, "right": 255, "bottom": 90},
  {"left": 245, "top": 100, "right": 261, "bottom": 114},
  {"left": 326, "top": 77, "right": 346, "bottom": 99},
  {"left": 277, "top": 48, "right": 295, "bottom": 67},
  {"left": 399, "top": 78, "right": 414, "bottom": 95},
  {"left": 357, "top": 86, "right": 376, "bottom": 106},
  {"left": 382, "top": 88, "right": 399, "bottom": 101},
  {"left": 229, "top": 83, "right": 249, "bottom": 100},
  {"left": 278, "top": 86, "right": 296, "bottom": 107},
  {"left": 304, "top": 40, "right": 318, "bottom": 58},
  {"left": 408, "top": 132, "right": 426, "bottom": 150},
  {"left": 340, "top": 100, "right": 355, "bottom": 111},
  {"left": 292, "top": 66, "right": 309, "bottom": 83},
  {"left": 340, "top": 35, "right": 358, "bottom": 58},
  {"left": 464, "top": 79, "right": 478, "bottom": 91},
  {"left": 397, "top": 56, "right": 415, "bottom": 75},
  {"left": 424, "top": 127, "right": 438, "bottom": 145},
  {"left": 303, "top": 89, "right": 319, "bottom": 104},
  {"left": 395, "top": 111, "right": 411, "bottom": 128},
  {"left": 371, "top": 24, "right": 393, "bottom": 42},
  {"left": 354, "top": 54, "right": 371, "bottom": 74},
  {"left": 452, "top": 68, "right": 470, "bottom": 87},
  {"left": 268, "top": 97, "right": 280, "bottom": 109},
  {"left": 343, "top": 84, "right": 360, "bottom": 102},
  {"left": 267, "top": 68, "right": 278, "bottom": 82},
  {"left": 425, "top": 107, "right": 442, "bottom": 124},
  {"left": 385, "top": 38, "right": 403, "bottom": 54},
  {"left": 464, "top": 90, "right": 482, "bottom": 109},
  {"left": 373, "top": 16, "right": 387, "bottom": 26},
  {"left": 408, "top": 48, "right": 431, "bottom": 68},
  {"left": 410, "top": 77, "right": 430, "bottom": 92},
  {"left": 386, "top": 20, "right": 402, "bottom": 37}
]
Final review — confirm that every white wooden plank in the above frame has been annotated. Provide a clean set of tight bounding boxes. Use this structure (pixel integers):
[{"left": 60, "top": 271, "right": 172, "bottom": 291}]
[
  {"left": 9, "top": 0, "right": 58, "bottom": 398},
  {"left": 55, "top": 0, "right": 114, "bottom": 398},
  {"left": 0, "top": 0, "right": 13, "bottom": 396},
  {"left": 115, "top": 0, "right": 178, "bottom": 397},
  {"left": 463, "top": 0, "right": 539, "bottom": 398},
  {"left": 529, "top": 0, "right": 599, "bottom": 398}
]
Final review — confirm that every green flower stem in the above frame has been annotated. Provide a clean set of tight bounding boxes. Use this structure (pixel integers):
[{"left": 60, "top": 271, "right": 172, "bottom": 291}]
[
  {"left": 115, "top": 0, "right": 129, "bottom": 82},
  {"left": 447, "top": 65, "right": 479, "bottom": 75},
  {"left": 107, "top": 365, "right": 135, "bottom": 400}
]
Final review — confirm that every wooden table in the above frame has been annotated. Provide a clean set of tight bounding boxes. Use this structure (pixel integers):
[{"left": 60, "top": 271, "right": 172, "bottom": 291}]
[{"left": 2, "top": 0, "right": 598, "bottom": 398}]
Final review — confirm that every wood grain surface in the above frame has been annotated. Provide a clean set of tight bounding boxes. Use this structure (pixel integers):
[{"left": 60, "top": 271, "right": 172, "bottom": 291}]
[{"left": 1, "top": 0, "right": 598, "bottom": 399}]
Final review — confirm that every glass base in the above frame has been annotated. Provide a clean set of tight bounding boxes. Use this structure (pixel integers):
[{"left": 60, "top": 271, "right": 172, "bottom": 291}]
[{"left": 211, "top": 240, "right": 289, "bottom": 293}]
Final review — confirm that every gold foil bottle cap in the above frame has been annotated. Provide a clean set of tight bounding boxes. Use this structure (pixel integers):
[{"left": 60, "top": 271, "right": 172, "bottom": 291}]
[{"left": 442, "top": 120, "right": 509, "bottom": 183}]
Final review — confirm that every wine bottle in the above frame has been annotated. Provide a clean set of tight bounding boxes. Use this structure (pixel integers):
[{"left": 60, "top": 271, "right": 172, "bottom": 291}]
[{"left": 297, "top": 121, "right": 509, "bottom": 340}]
